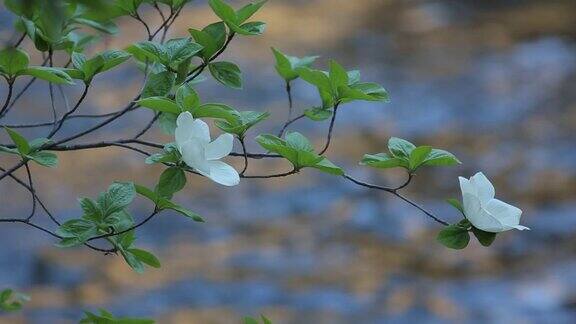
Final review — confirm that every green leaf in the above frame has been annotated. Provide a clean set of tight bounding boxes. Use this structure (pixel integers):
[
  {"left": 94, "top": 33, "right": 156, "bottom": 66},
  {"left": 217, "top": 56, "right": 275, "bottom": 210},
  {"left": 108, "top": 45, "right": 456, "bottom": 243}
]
[
  {"left": 472, "top": 227, "right": 497, "bottom": 247},
  {"left": 126, "top": 41, "right": 168, "bottom": 65},
  {"left": 256, "top": 132, "right": 338, "bottom": 174},
  {"left": 239, "top": 22, "right": 266, "bottom": 35},
  {"left": 360, "top": 153, "right": 408, "bottom": 169},
  {"left": 0, "top": 145, "right": 18, "bottom": 155},
  {"left": 203, "top": 22, "right": 227, "bottom": 56},
  {"left": 388, "top": 137, "right": 416, "bottom": 158},
  {"left": 28, "top": 137, "right": 52, "bottom": 152},
  {"left": 141, "top": 71, "right": 175, "bottom": 98},
  {"left": 4, "top": 127, "right": 30, "bottom": 155},
  {"left": 62, "top": 68, "right": 85, "bottom": 80},
  {"left": 244, "top": 317, "right": 259, "bottom": 324},
  {"left": 128, "top": 248, "right": 161, "bottom": 268},
  {"left": 156, "top": 167, "right": 187, "bottom": 199},
  {"left": 145, "top": 143, "right": 180, "bottom": 165},
  {"left": 256, "top": 134, "right": 297, "bottom": 163},
  {"left": 272, "top": 48, "right": 317, "bottom": 80},
  {"left": 79, "top": 197, "right": 102, "bottom": 221},
  {"left": 71, "top": 52, "right": 88, "bottom": 71},
  {"left": 28, "top": 151, "right": 58, "bottom": 167},
  {"left": 73, "top": 18, "right": 119, "bottom": 34},
  {"left": 175, "top": 83, "right": 200, "bottom": 111},
  {"left": 99, "top": 49, "right": 132, "bottom": 73},
  {"left": 329, "top": 60, "right": 349, "bottom": 90},
  {"left": 80, "top": 56, "right": 106, "bottom": 81},
  {"left": 120, "top": 249, "right": 145, "bottom": 273},
  {"left": 342, "top": 82, "right": 389, "bottom": 102},
  {"left": 447, "top": 198, "right": 464, "bottom": 215},
  {"left": 115, "top": 0, "right": 144, "bottom": 15},
  {"left": 56, "top": 219, "right": 98, "bottom": 247},
  {"left": 0, "top": 48, "right": 29, "bottom": 76},
  {"left": 423, "top": 148, "right": 461, "bottom": 167},
  {"left": 209, "top": 61, "right": 242, "bottom": 89},
  {"left": 261, "top": 315, "right": 273, "bottom": 324},
  {"left": 408, "top": 146, "right": 432, "bottom": 171},
  {"left": 285, "top": 132, "right": 314, "bottom": 152},
  {"left": 347, "top": 70, "right": 361, "bottom": 85},
  {"left": 304, "top": 107, "right": 332, "bottom": 121},
  {"left": 236, "top": 0, "right": 267, "bottom": 23},
  {"left": 437, "top": 225, "right": 470, "bottom": 250},
  {"left": 135, "top": 184, "right": 204, "bottom": 222},
  {"left": 158, "top": 113, "right": 178, "bottom": 135},
  {"left": 19, "top": 66, "right": 74, "bottom": 84},
  {"left": 0, "top": 289, "right": 29, "bottom": 312},
  {"left": 98, "top": 182, "right": 136, "bottom": 216},
  {"left": 137, "top": 97, "right": 181, "bottom": 114},
  {"left": 214, "top": 110, "right": 270, "bottom": 138},
  {"left": 164, "top": 38, "right": 203, "bottom": 68},
  {"left": 296, "top": 67, "right": 332, "bottom": 94},
  {"left": 312, "top": 157, "right": 344, "bottom": 175},
  {"left": 80, "top": 308, "right": 155, "bottom": 324},
  {"left": 191, "top": 103, "right": 236, "bottom": 120},
  {"left": 208, "top": 0, "right": 238, "bottom": 25}
]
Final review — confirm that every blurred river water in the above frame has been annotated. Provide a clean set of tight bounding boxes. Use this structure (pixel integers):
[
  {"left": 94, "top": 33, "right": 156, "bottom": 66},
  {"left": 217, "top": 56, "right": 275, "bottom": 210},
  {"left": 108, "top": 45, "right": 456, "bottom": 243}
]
[{"left": 0, "top": 0, "right": 576, "bottom": 323}]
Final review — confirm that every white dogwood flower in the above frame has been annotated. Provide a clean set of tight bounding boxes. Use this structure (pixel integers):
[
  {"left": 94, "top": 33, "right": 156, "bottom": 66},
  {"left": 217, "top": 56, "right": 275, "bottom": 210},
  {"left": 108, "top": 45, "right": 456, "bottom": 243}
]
[
  {"left": 175, "top": 112, "right": 239, "bottom": 186},
  {"left": 459, "top": 172, "right": 529, "bottom": 233}
]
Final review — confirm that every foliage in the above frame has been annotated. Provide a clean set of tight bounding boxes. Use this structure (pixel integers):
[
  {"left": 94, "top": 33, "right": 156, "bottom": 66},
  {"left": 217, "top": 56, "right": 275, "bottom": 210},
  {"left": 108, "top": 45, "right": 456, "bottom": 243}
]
[
  {"left": 0, "top": 0, "right": 529, "bottom": 321},
  {"left": 0, "top": 289, "right": 29, "bottom": 312}
]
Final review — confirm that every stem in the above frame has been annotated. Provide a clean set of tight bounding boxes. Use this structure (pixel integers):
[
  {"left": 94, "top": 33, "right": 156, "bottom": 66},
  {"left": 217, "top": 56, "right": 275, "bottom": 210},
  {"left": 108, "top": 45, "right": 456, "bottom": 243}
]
[
  {"left": 318, "top": 102, "right": 340, "bottom": 155},
  {"left": 0, "top": 78, "right": 14, "bottom": 118},
  {"left": 185, "top": 33, "right": 236, "bottom": 83},
  {"left": 24, "top": 162, "right": 36, "bottom": 221},
  {"left": 239, "top": 137, "right": 249, "bottom": 175},
  {"left": 47, "top": 83, "right": 90, "bottom": 138},
  {"left": 277, "top": 81, "right": 293, "bottom": 137},
  {"left": 278, "top": 114, "right": 305, "bottom": 137},
  {"left": 0, "top": 160, "right": 26, "bottom": 182},
  {"left": 392, "top": 191, "right": 450, "bottom": 226},
  {"left": 241, "top": 169, "right": 299, "bottom": 179},
  {"left": 133, "top": 112, "right": 160, "bottom": 139},
  {"left": 5, "top": 56, "right": 49, "bottom": 112},
  {"left": 88, "top": 210, "right": 160, "bottom": 241}
]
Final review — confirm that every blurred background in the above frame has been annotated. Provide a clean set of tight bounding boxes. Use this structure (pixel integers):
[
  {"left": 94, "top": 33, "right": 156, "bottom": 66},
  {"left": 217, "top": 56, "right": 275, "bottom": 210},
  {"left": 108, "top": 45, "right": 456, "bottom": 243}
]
[{"left": 0, "top": 0, "right": 575, "bottom": 323}]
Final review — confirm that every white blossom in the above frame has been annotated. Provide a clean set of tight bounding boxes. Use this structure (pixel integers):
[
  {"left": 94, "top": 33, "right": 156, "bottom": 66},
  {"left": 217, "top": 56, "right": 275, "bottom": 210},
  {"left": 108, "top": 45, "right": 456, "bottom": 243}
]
[
  {"left": 175, "top": 112, "right": 239, "bottom": 186},
  {"left": 459, "top": 172, "right": 529, "bottom": 233}
]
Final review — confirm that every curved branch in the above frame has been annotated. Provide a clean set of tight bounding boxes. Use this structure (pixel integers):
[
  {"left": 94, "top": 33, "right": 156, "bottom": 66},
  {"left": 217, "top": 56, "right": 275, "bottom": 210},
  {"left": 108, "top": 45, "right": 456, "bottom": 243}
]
[
  {"left": 0, "top": 78, "right": 14, "bottom": 118},
  {"left": 47, "top": 83, "right": 90, "bottom": 138},
  {"left": 318, "top": 103, "right": 340, "bottom": 155}
]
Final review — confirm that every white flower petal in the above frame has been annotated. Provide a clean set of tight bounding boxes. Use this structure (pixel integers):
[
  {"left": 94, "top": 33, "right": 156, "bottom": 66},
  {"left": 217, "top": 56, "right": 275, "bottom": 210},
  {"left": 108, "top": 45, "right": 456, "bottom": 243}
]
[
  {"left": 206, "top": 160, "right": 240, "bottom": 186},
  {"left": 512, "top": 225, "right": 530, "bottom": 231},
  {"left": 463, "top": 193, "right": 503, "bottom": 232},
  {"left": 459, "top": 176, "right": 476, "bottom": 197},
  {"left": 180, "top": 139, "right": 211, "bottom": 175},
  {"left": 175, "top": 112, "right": 196, "bottom": 149},
  {"left": 470, "top": 172, "right": 495, "bottom": 202},
  {"left": 206, "top": 133, "right": 234, "bottom": 160},
  {"left": 484, "top": 199, "right": 524, "bottom": 231},
  {"left": 189, "top": 119, "right": 211, "bottom": 144},
  {"left": 176, "top": 111, "right": 194, "bottom": 127}
]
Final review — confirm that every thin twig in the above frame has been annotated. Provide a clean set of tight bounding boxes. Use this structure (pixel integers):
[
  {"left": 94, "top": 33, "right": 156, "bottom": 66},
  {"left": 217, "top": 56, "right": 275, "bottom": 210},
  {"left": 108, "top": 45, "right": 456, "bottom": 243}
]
[
  {"left": 278, "top": 113, "right": 305, "bottom": 137},
  {"left": 318, "top": 102, "right": 340, "bottom": 155},
  {"left": 133, "top": 112, "right": 160, "bottom": 139},
  {"left": 23, "top": 162, "right": 36, "bottom": 221},
  {"left": 238, "top": 137, "right": 249, "bottom": 175},
  {"left": 278, "top": 81, "right": 294, "bottom": 137},
  {"left": 241, "top": 169, "right": 299, "bottom": 179},
  {"left": 0, "top": 78, "right": 14, "bottom": 118},
  {"left": 48, "top": 83, "right": 90, "bottom": 138}
]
